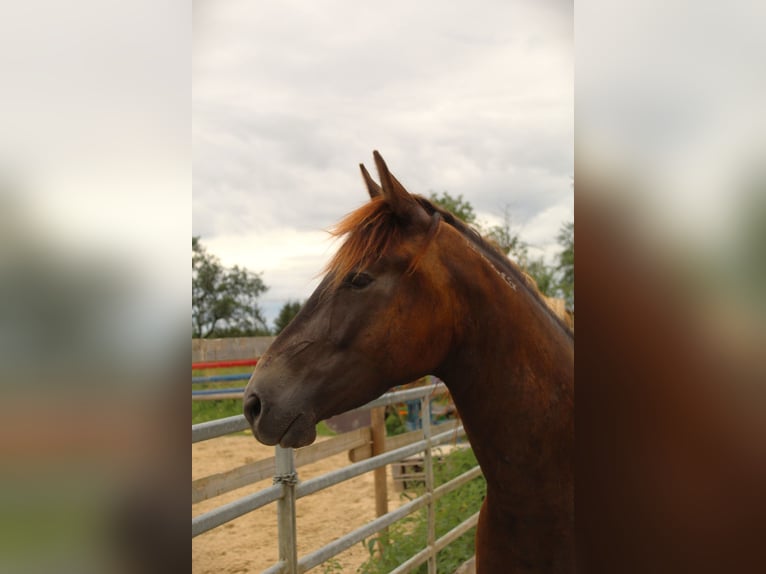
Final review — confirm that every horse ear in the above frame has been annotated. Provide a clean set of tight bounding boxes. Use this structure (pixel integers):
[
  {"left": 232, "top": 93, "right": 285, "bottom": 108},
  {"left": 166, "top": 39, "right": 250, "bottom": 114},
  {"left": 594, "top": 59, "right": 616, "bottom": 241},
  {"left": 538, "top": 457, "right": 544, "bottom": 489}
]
[
  {"left": 359, "top": 163, "right": 381, "bottom": 199},
  {"left": 372, "top": 151, "right": 429, "bottom": 225}
]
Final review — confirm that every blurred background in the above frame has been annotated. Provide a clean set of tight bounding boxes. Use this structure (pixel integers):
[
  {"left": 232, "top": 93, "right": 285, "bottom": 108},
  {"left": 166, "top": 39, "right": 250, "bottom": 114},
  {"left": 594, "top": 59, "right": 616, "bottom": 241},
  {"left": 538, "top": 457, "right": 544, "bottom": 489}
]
[
  {"left": 577, "top": 1, "right": 765, "bottom": 571},
  {"left": 0, "top": 1, "right": 188, "bottom": 572}
]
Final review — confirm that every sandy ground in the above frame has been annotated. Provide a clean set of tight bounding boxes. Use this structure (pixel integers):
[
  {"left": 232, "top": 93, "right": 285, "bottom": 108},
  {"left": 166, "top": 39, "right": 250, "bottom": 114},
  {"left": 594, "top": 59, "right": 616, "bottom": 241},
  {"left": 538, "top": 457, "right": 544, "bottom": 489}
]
[{"left": 192, "top": 433, "right": 410, "bottom": 574}]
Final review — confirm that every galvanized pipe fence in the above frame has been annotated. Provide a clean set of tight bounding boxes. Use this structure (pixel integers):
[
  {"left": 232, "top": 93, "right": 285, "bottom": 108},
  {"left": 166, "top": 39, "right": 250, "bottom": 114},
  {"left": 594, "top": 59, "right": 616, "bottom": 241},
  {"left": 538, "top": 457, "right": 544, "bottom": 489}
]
[{"left": 192, "top": 384, "right": 483, "bottom": 573}]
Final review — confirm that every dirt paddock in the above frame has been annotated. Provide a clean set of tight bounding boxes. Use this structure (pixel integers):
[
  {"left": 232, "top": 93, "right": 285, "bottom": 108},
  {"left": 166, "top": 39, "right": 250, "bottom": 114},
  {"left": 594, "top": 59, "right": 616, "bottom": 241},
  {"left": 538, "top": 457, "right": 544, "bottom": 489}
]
[{"left": 193, "top": 433, "right": 411, "bottom": 573}]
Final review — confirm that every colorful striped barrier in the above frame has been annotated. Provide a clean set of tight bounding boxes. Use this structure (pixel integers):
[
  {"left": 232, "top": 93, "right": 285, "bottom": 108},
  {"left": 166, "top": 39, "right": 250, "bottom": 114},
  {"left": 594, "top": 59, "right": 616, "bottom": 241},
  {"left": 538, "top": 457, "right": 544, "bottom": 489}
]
[
  {"left": 192, "top": 358, "right": 258, "bottom": 370},
  {"left": 192, "top": 373, "right": 251, "bottom": 384},
  {"left": 192, "top": 357, "right": 257, "bottom": 400},
  {"left": 192, "top": 387, "right": 246, "bottom": 396}
]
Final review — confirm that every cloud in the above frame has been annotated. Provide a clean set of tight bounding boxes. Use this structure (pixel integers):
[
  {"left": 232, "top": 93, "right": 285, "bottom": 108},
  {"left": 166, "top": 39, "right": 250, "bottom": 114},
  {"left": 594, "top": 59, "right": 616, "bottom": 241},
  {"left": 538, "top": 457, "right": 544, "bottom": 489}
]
[{"left": 193, "top": 0, "right": 573, "bottom": 320}]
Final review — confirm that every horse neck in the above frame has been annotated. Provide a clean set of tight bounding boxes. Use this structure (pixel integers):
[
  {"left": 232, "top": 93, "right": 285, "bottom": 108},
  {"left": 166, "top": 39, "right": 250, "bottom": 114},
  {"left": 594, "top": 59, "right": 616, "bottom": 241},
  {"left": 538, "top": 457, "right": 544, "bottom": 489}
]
[{"left": 434, "top": 237, "right": 574, "bottom": 513}]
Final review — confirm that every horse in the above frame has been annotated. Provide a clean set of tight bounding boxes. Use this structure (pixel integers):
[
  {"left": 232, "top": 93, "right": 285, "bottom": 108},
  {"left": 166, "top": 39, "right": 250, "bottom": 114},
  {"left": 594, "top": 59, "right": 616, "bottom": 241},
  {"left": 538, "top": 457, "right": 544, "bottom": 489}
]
[{"left": 244, "top": 151, "right": 574, "bottom": 573}]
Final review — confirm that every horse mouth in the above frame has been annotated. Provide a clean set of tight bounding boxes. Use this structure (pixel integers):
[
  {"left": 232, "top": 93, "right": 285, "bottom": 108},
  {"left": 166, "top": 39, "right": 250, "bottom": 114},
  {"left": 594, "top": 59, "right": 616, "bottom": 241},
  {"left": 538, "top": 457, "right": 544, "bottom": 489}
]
[
  {"left": 278, "top": 413, "right": 317, "bottom": 448},
  {"left": 250, "top": 410, "right": 317, "bottom": 449}
]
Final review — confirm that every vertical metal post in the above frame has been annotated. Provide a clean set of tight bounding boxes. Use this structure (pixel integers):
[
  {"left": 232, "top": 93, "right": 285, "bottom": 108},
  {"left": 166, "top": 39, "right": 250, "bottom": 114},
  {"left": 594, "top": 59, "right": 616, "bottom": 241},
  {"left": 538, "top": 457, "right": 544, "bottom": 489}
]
[
  {"left": 422, "top": 394, "right": 437, "bottom": 574},
  {"left": 275, "top": 446, "right": 298, "bottom": 574}
]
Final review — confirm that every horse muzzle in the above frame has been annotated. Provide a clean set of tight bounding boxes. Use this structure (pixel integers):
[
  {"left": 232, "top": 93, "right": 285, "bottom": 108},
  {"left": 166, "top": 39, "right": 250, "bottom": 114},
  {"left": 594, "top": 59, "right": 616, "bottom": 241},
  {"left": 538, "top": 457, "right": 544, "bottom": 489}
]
[{"left": 243, "top": 390, "right": 317, "bottom": 448}]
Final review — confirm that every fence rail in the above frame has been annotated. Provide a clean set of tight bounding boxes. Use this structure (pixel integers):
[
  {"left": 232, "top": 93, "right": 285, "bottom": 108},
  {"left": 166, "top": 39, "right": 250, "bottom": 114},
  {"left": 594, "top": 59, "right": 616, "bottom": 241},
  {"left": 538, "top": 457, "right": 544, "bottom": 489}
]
[
  {"left": 192, "top": 358, "right": 259, "bottom": 370},
  {"left": 192, "top": 383, "right": 481, "bottom": 573},
  {"left": 192, "top": 374, "right": 250, "bottom": 384},
  {"left": 192, "top": 385, "right": 448, "bottom": 444},
  {"left": 192, "top": 426, "right": 371, "bottom": 504}
]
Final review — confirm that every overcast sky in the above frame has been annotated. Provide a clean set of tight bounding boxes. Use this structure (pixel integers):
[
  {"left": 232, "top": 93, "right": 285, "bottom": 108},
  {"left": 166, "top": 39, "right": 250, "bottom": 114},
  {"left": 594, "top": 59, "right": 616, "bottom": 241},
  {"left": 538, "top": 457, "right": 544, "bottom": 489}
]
[{"left": 193, "top": 1, "right": 573, "bottom": 325}]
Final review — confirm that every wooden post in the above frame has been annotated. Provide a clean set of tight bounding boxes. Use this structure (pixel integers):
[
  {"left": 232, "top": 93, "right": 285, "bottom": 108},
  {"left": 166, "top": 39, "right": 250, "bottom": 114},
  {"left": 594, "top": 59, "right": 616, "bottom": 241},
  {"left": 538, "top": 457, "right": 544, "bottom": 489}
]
[{"left": 370, "top": 406, "right": 388, "bottom": 518}]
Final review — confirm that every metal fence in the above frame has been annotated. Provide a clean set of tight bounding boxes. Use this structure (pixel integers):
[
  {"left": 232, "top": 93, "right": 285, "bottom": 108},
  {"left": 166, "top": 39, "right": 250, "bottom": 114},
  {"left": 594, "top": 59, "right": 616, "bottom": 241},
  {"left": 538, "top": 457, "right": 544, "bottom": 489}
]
[{"left": 192, "top": 385, "right": 483, "bottom": 573}]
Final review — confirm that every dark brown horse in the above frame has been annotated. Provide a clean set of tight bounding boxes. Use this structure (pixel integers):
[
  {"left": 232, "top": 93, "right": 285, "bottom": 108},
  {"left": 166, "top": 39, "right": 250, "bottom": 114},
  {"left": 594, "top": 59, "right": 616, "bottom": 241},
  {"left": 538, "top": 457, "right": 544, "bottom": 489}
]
[{"left": 244, "top": 151, "right": 574, "bottom": 573}]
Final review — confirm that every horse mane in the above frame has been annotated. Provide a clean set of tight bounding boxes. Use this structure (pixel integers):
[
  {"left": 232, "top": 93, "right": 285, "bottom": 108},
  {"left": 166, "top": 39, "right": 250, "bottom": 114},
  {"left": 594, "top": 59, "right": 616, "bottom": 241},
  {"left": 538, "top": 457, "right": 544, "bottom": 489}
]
[
  {"left": 326, "top": 195, "right": 573, "bottom": 339},
  {"left": 413, "top": 196, "right": 574, "bottom": 339}
]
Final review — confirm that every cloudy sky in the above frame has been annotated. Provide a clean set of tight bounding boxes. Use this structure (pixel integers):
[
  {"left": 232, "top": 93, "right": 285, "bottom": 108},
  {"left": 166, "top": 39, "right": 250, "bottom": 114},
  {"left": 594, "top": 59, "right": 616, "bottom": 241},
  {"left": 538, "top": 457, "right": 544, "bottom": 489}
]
[{"left": 193, "top": 0, "right": 573, "bottom": 325}]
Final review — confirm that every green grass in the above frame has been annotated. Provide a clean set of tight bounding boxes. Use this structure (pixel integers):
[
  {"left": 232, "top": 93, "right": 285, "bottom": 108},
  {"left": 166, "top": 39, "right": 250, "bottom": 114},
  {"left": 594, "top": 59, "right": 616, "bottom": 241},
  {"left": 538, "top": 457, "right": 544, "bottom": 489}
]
[
  {"left": 192, "top": 368, "right": 338, "bottom": 439},
  {"left": 316, "top": 420, "right": 337, "bottom": 437},
  {"left": 358, "top": 447, "right": 485, "bottom": 574},
  {"left": 192, "top": 365, "right": 251, "bottom": 424},
  {"left": 193, "top": 400, "right": 338, "bottom": 439},
  {"left": 192, "top": 397, "right": 244, "bottom": 424}
]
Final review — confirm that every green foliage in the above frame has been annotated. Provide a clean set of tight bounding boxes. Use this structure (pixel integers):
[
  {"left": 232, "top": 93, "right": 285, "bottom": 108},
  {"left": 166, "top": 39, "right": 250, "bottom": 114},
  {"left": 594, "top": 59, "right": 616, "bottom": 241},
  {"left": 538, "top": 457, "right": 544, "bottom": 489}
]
[
  {"left": 192, "top": 401, "right": 339, "bottom": 440},
  {"left": 482, "top": 208, "right": 570, "bottom": 302},
  {"left": 525, "top": 257, "right": 558, "bottom": 298},
  {"left": 428, "top": 191, "right": 477, "bottom": 225},
  {"left": 191, "top": 364, "right": 338, "bottom": 433},
  {"left": 486, "top": 211, "right": 573, "bottom": 307},
  {"left": 485, "top": 206, "right": 528, "bottom": 263},
  {"left": 358, "top": 447, "right": 486, "bottom": 574},
  {"left": 555, "top": 221, "right": 574, "bottom": 308},
  {"left": 192, "top": 365, "right": 252, "bottom": 424},
  {"left": 315, "top": 420, "right": 337, "bottom": 437},
  {"left": 192, "top": 398, "right": 244, "bottom": 425},
  {"left": 320, "top": 558, "right": 345, "bottom": 573},
  {"left": 273, "top": 299, "right": 303, "bottom": 335},
  {"left": 192, "top": 237, "right": 270, "bottom": 338},
  {"left": 385, "top": 410, "right": 406, "bottom": 436}
]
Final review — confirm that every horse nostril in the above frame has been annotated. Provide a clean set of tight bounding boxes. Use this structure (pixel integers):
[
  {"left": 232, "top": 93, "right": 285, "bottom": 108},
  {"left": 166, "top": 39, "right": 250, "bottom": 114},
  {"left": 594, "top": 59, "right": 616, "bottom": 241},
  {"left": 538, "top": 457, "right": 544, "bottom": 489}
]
[{"left": 244, "top": 393, "right": 262, "bottom": 425}]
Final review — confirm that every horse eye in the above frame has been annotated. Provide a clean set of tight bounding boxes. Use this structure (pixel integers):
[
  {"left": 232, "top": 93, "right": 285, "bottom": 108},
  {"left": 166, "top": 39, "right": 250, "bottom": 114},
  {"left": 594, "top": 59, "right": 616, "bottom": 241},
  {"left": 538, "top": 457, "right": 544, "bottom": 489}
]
[{"left": 344, "top": 271, "right": 374, "bottom": 289}]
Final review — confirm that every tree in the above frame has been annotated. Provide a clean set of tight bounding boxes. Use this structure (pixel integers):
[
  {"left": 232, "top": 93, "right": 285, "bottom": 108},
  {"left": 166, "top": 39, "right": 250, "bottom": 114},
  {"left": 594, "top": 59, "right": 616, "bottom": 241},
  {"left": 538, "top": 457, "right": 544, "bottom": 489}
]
[
  {"left": 527, "top": 258, "right": 558, "bottom": 296},
  {"left": 192, "top": 237, "right": 270, "bottom": 338},
  {"left": 485, "top": 206, "right": 529, "bottom": 264},
  {"left": 483, "top": 207, "right": 560, "bottom": 298},
  {"left": 429, "top": 191, "right": 477, "bottom": 225},
  {"left": 555, "top": 221, "right": 574, "bottom": 308},
  {"left": 273, "top": 300, "right": 303, "bottom": 335}
]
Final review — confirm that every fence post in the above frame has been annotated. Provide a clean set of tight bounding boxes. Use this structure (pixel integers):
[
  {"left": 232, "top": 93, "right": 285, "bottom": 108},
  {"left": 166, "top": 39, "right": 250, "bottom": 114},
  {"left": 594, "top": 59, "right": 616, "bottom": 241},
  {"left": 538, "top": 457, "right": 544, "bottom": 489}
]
[
  {"left": 275, "top": 446, "right": 298, "bottom": 574},
  {"left": 370, "top": 405, "right": 389, "bottom": 556},
  {"left": 370, "top": 406, "right": 389, "bottom": 519},
  {"left": 422, "top": 394, "right": 436, "bottom": 574}
]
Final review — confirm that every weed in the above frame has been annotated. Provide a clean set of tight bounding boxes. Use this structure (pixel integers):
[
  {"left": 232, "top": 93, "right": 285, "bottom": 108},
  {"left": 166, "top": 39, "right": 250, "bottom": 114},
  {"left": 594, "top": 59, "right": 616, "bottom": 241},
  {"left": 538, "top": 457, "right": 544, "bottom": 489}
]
[
  {"left": 320, "top": 557, "right": 345, "bottom": 573},
  {"left": 358, "top": 447, "right": 485, "bottom": 573}
]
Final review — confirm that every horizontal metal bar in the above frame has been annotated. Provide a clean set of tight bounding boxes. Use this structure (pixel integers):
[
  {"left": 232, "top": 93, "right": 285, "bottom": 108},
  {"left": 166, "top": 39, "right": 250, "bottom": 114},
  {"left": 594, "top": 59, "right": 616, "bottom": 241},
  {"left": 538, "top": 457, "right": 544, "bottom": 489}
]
[
  {"left": 387, "top": 511, "right": 480, "bottom": 574},
  {"left": 193, "top": 428, "right": 370, "bottom": 504},
  {"left": 192, "top": 382, "right": 478, "bottom": 571},
  {"left": 298, "top": 491, "right": 432, "bottom": 572},
  {"left": 296, "top": 478, "right": 479, "bottom": 574},
  {"left": 295, "top": 425, "right": 464, "bottom": 499},
  {"left": 434, "top": 511, "right": 480, "bottom": 553},
  {"left": 192, "top": 387, "right": 245, "bottom": 395},
  {"left": 433, "top": 466, "right": 484, "bottom": 501},
  {"left": 260, "top": 561, "right": 285, "bottom": 574},
  {"left": 191, "top": 384, "right": 449, "bottom": 443},
  {"left": 348, "top": 383, "right": 448, "bottom": 412},
  {"left": 192, "top": 427, "right": 463, "bottom": 537},
  {"left": 192, "top": 414, "right": 249, "bottom": 443},
  {"left": 192, "top": 373, "right": 251, "bottom": 384},
  {"left": 296, "top": 440, "right": 426, "bottom": 499},
  {"left": 388, "top": 543, "right": 431, "bottom": 574},
  {"left": 192, "top": 392, "right": 244, "bottom": 401},
  {"left": 192, "top": 484, "right": 282, "bottom": 537}
]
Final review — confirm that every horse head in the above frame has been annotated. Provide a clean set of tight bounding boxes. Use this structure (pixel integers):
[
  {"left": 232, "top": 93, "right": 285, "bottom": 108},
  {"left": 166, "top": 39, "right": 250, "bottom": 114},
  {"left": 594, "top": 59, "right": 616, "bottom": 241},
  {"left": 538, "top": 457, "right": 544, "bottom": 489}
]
[{"left": 243, "top": 152, "right": 454, "bottom": 447}]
